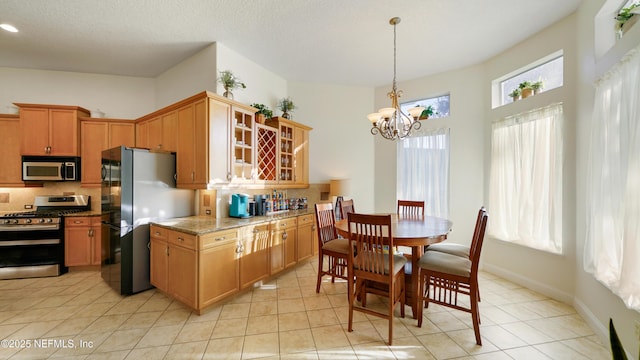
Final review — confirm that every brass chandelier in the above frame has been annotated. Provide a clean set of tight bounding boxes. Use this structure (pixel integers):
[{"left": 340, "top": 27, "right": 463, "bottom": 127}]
[{"left": 368, "top": 17, "right": 424, "bottom": 141}]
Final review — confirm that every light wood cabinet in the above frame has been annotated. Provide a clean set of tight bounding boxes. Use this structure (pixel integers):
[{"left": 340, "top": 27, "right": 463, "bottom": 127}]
[
  {"left": 167, "top": 230, "right": 197, "bottom": 308},
  {"left": 65, "top": 216, "right": 101, "bottom": 266},
  {"left": 150, "top": 225, "right": 198, "bottom": 309},
  {"left": 150, "top": 225, "right": 241, "bottom": 312},
  {"left": 16, "top": 104, "right": 89, "bottom": 156},
  {"left": 80, "top": 119, "right": 135, "bottom": 187},
  {"left": 177, "top": 97, "right": 223, "bottom": 188},
  {"left": 239, "top": 223, "right": 271, "bottom": 289},
  {"left": 293, "top": 125, "right": 310, "bottom": 185},
  {"left": 137, "top": 111, "right": 177, "bottom": 152},
  {"left": 151, "top": 212, "right": 317, "bottom": 312},
  {"left": 230, "top": 106, "right": 255, "bottom": 183},
  {"left": 150, "top": 226, "right": 170, "bottom": 292},
  {"left": 297, "top": 214, "right": 315, "bottom": 262},
  {"left": 0, "top": 115, "right": 24, "bottom": 186},
  {"left": 270, "top": 217, "right": 297, "bottom": 274},
  {"left": 199, "top": 229, "right": 240, "bottom": 308},
  {"left": 265, "top": 117, "right": 312, "bottom": 187}
]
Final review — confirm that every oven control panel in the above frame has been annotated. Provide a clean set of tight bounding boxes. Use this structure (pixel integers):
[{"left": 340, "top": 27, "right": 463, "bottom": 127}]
[{"left": 1, "top": 217, "right": 61, "bottom": 225}]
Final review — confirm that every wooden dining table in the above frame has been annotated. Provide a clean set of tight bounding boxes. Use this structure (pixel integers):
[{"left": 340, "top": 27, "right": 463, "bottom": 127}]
[{"left": 335, "top": 214, "right": 453, "bottom": 318}]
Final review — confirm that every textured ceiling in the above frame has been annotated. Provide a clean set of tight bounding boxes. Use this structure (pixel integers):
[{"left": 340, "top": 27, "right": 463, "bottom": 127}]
[{"left": 0, "top": 0, "right": 582, "bottom": 87}]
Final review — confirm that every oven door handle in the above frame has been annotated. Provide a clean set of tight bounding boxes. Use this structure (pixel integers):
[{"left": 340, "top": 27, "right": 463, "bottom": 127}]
[
  {"left": 0, "top": 224, "right": 60, "bottom": 231},
  {"left": 0, "top": 239, "right": 60, "bottom": 246}
]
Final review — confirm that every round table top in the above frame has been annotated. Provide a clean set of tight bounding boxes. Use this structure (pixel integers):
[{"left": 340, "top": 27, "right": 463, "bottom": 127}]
[{"left": 335, "top": 214, "right": 452, "bottom": 247}]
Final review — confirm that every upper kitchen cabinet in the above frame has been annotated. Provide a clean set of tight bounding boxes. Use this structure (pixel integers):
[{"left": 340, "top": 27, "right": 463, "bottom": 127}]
[
  {"left": 168, "top": 91, "right": 255, "bottom": 189},
  {"left": 16, "top": 104, "right": 89, "bottom": 156},
  {"left": 0, "top": 115, "right": 24, "bottom": 186},
  {"left": 80, "top": 118, "right": 135, "bottom": 187},
  {"left": 135, "top": 111, "right": 177, "bottom": 152},
  {"left": 230, "top": 106, "right": 255, "bottom": 183},
  {"left": 265, "top": 117, "right": 312, "bottom": 187},
  {"left": 177, "top": 97, "right": 212, "bottom": 188}
]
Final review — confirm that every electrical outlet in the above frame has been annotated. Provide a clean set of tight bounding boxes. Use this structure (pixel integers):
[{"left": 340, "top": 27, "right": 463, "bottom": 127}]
[
  {"left": 635, "top": 321, "right": 640, "bottom": 341},
  {"left": 24, "top": 204, "right": 33, "bottom": 209}
]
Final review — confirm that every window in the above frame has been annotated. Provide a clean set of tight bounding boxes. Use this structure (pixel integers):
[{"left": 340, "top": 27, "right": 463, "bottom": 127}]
[
  {"left": 396, "top": 128, "right": 450, "bottom": 218},
  {"left": 488, "top": 103, "right": 563, "bottom": 253},
  {"left": 493, "top": 51, "right": 564, "bottom": 107},
  {"left": 584, "top": 44, "right": 640, "bottom": 311},
  {"left": 401, "top": 94, "right": 450, "bottom": 119}
]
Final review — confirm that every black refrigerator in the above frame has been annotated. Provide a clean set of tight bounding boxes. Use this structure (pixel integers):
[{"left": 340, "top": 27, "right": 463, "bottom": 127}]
[{"left": 101, "top": 146, "right": 194, "bottom": 295}]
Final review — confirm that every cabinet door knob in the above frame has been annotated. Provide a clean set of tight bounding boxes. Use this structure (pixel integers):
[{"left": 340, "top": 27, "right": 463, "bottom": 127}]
[{"left": 282, "top": 231, "right": 288, "bottom": 240}]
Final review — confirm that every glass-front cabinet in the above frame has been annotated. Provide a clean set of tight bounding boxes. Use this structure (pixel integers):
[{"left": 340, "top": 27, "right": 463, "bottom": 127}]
[{"left": 231, "top": 107, "right": 254, "bottom": 183}]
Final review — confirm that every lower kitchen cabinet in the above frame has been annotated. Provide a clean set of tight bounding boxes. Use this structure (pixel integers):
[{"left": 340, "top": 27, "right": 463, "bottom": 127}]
[
  {"left": 239, "top": 223, "right": 270, "bottom": 289},
  {"left": 297, "top": 214, "right": 315, "bottom": 262},
  {"left": 150, "top": 225, "right": 239, "bottom": 313},
  {"left": 151, "top": 213, "right": 315, "bottom": 313},
  {"left": 65, "top": 216, "right": 101, "bottom": 266},
  {"left": 150, "top": 225, "right": 198, "bottom": 309},
  {"left": 199, "top": 229, "right": 240, "bottom": 308},
  {"left": 167, "top": 232, "right": 197, "bottom": 309},
  {"left": 271, "top": 217, "right": 297, "bottom": 274}
]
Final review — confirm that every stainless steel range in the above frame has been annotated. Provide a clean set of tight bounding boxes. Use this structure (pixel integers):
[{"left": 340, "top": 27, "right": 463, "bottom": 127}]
[{"left": 0, "top": 195, "right": 91, "bottom": 280}]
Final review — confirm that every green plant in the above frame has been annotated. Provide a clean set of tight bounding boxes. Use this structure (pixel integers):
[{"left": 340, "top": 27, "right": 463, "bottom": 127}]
[
  {"left": 616, "top": 3, "right": 640, "bottom": 31},
  {"left": 278, "top": 97, "right": 296, "bottom": 112},
  {"left": 518, "top": 81, "right": 533, "bottom": 90},
  {"left": 508, "top": 88, "right": 521, "bottom": 99},
  {"left": 531, "top": 80, "right": 544, "bottom": 91},
  {"left": 610, "top": 318, "right": 639, "bottom": 360},
  {"left": 418, "top": 105, "right": 437, "bottom": 119},
  {"left": 218, "top": 70, "right": 246, "bottom": 90},
  {"left": 250, "top": 103, "right": 273, "bottom": 118}
]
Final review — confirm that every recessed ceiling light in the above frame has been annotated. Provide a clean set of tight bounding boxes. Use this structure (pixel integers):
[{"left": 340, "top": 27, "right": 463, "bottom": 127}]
[{"left": 0, "top": 24, "right": 18, "bottom": 33}]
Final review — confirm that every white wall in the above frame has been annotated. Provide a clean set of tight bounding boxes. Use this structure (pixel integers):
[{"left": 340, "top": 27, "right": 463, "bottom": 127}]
[
  {"left": 155, "top": 44, "right": 218, "bottom": 108},
  {"left": 216, "top": 43, "right": 287, "bottom": 111},
  {"left": 288, "top": 81, "right": 375, "bottom": 212},
  {"left": 372, "top": 65, "right": 486, "bottom": 246},
  {"left": 575, "top": 0, "right": 640, "bottom": 352},
  {"left": 0, "top": 67, "right": 155, "bottom": 119}
]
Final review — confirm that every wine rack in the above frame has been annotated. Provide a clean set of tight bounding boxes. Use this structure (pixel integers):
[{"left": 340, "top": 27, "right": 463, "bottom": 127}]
[{"left": 255, "top": 123, "right": 277, "bottom": 182}]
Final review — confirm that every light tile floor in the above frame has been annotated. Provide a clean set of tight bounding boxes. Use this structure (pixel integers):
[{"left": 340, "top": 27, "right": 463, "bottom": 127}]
[{"left": 0, "top": 258, "right": 610, "bottom": 359}]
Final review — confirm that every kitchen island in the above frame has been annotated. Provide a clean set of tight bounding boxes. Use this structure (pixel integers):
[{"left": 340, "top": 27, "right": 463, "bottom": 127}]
[{"left": 150, "top": 209, "right": 316, "bottom": 314}]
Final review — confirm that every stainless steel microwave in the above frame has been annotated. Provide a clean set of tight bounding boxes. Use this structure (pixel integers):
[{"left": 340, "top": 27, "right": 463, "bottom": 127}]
[{"left": 22, "top": 156, "right": 80, "bottom": 181}]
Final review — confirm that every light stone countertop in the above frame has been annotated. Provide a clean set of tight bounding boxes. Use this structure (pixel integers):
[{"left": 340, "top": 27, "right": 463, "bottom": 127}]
[{"left": 151, "top": 208, "right": 314, "bottom": 236}]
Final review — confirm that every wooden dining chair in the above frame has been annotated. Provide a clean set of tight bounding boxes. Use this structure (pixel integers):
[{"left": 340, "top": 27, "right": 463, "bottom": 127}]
[
  {"left": 417, "top": 207, "right": 488, "bottom": 345},
  {"left": 425, "top": 207, "right": 485, "bottom": 258},
  {"left": 339, "top": 199, "right": 355, "bottom": 222},
  {"left": 396, "top": 200, "right": 425, "bottom": 254},
  {"left": 397, "top": 200, "right": 425, "bottom": 217},
  {"left": 314, "top": 203, "right": 351, "bottom": 293},
  {"left": 347, "top": 213, "right": 406, "bottom": 345}
]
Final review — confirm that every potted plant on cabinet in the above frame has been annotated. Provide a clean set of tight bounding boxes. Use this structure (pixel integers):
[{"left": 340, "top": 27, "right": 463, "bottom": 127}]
[
  {"left": 218, "top": 70, "right": 246, "bottom": 99},
  {"left": 508, "top": 88, "right": 521, "bottom": 102},
  {"left": 278, "top": 97, "right": 296, "bottom": 119},
  {"left": 250, "top": 103, "right": 273, "bottom": 124},
  {"left": 519, "top": 81, "right": 534, "bottom": 99}
]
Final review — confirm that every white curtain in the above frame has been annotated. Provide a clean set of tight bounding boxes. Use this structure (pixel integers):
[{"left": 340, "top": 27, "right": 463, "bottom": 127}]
[
  {"left": 488, "top": 103, "right": 563, "bottom": 253},
  {"left": 584, "top": 44, "right": 640, "bottom": 311},
  {"left": 396, "top": 128, "right": 450, "bottom": 218}
]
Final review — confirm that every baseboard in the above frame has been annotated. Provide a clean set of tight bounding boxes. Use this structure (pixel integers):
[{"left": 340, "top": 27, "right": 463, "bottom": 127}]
[
  {"left": 573, "top": 297, "right": 608, "bottom": 343},
  {"left": 481, "top": 263, "right": 574, "bottom": 304}
]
